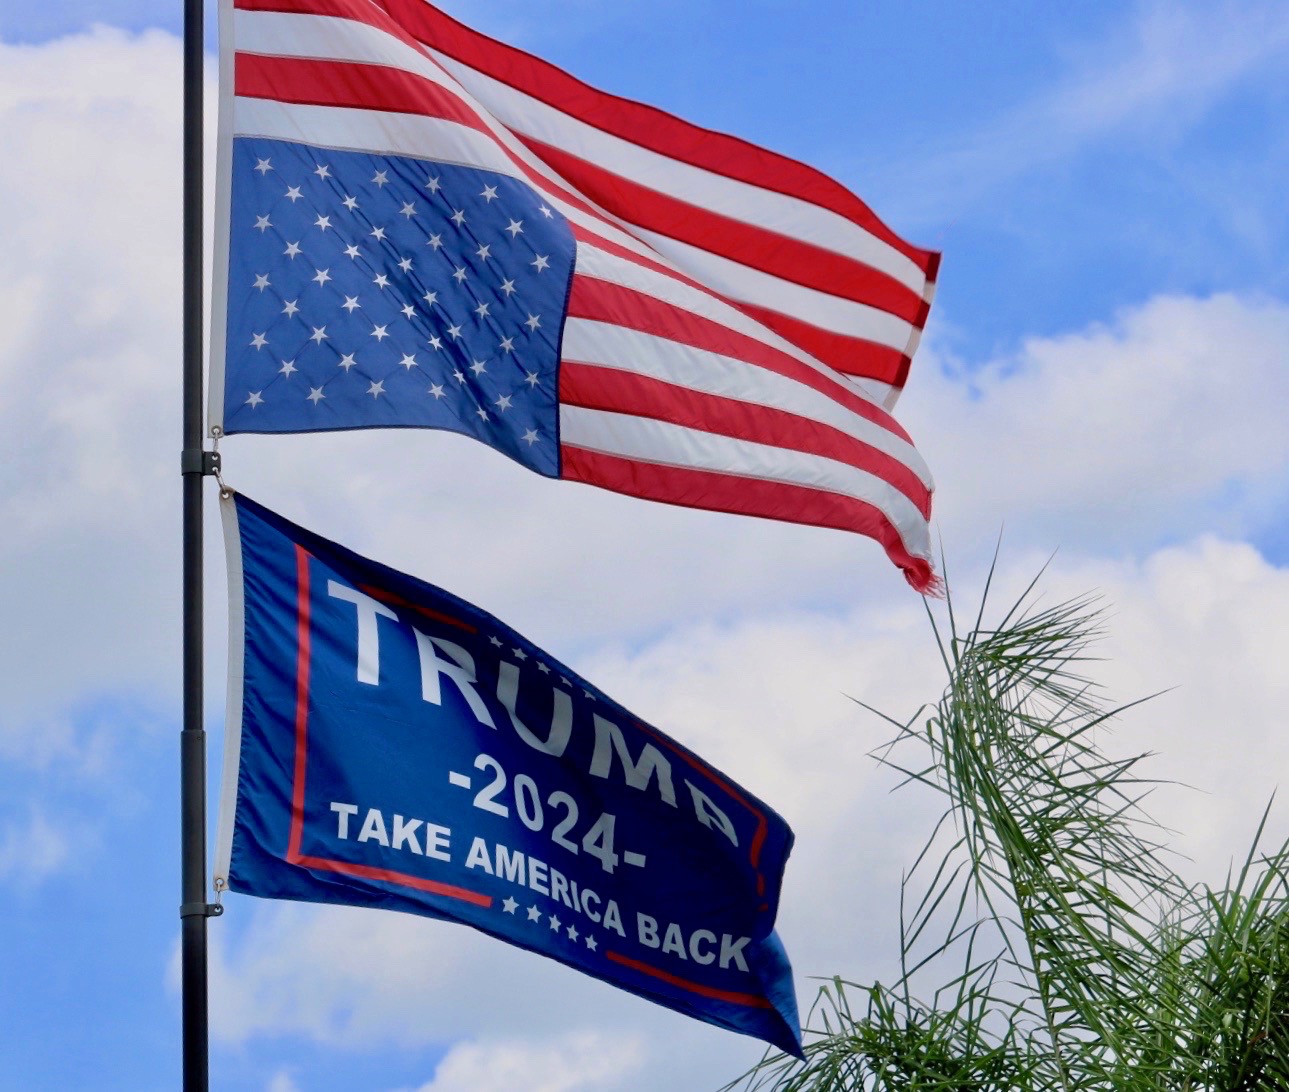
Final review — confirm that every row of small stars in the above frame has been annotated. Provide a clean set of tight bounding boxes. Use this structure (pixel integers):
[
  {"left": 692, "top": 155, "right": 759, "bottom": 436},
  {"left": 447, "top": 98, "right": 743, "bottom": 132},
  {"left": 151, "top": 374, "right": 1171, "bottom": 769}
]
[
  {"left": 241, "top": 385, "right": 544, "bottom": 439},
  {"left": 500, "top": 896, "right": 599, "bottom": 952},
  {"left": 246, "top": 318, "right": 545, "bottom": 361},
  {"left": 249, "top": 226, "right": 555, "bottom": 277},
  {"left": 486, "top": 635, "right": 597, "bottom": 700}
]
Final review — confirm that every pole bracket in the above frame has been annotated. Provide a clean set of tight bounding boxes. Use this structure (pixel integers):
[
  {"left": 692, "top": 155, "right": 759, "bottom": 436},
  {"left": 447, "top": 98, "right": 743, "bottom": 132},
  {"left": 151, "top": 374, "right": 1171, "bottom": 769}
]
[
  {"left": 179, "top": 902, "right": 225, "bottom": 919},
  {"left": 180, "top": 449, "right": 221, "bottom": 477}
]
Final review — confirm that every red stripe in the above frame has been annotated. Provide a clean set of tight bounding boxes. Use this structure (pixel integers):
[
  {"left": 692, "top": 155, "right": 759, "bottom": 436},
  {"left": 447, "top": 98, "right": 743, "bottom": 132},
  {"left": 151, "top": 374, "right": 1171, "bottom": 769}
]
[
  {"left": 738, "top": 301, "right": 914, "bottom": 389},
  {"left": 292, "top": 853, "right": 493, "bottom": 907},
  {"left": 560, "top": 446, "right": 935, "bottom": 593},
  {"left": 567, "top": 276, "right": 917, "bottom": 446},
  {"left": 288, "top": 545, "right": 313, "bottom": 861},
  {"left": 356, "top": 584, "right": 476, "bottom": 633},
  {"left": 365, "top": 0, "right": 940, "bottom": 278},
  {"left": 519, "top": 136, "right": 927, "bottom": 325},
  {"left": 603, "top": 950, "right": 774, "bottom": 1008},
  {"left": 559, "top": 362, "right": 931, "bottom": 517}
]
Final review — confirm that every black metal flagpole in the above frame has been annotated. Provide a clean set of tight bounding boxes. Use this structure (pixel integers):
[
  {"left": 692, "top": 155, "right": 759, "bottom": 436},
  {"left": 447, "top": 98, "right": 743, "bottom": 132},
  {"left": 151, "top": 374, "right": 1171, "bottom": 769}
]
[{"left": 180, "top": 0, "right": 221, "bottom": 1087}]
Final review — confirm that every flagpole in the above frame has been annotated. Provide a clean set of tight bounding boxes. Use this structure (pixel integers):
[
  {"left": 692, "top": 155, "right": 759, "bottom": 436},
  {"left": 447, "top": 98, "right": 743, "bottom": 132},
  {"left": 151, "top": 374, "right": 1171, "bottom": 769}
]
[{"left": 181, "top": 0, "right": 219, "bottom": 1086}]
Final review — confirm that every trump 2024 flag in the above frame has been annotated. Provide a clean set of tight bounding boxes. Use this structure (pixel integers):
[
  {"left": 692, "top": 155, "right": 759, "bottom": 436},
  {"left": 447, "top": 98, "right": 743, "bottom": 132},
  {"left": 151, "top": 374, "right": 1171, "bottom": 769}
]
[
  {"left": 216, "top": 492, "right": 802, "bottom": 1054},
  {"left": 209, "top": 0, "right": 941, "bottom": 592}
]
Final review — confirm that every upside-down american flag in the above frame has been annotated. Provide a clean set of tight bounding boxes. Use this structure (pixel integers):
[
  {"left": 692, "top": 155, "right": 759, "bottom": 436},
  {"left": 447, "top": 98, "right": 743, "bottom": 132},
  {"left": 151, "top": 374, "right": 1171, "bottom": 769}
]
[{"left": 210, "top": 0, "right": 942, "bottom": 591}]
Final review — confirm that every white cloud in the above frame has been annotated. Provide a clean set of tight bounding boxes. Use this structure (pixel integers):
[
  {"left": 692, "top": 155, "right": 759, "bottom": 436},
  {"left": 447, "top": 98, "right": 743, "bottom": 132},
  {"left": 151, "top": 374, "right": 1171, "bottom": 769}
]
[
  {"left": 907, "top": 292, "right": 1289, "bottom": 556},
  {"left": 0, "top": 811, "right": 72, "bottom": 886},
  {"left": 402, "top": 1031, "right": 644, "bottom": 1092},
  {"left": 266, "top": 1071, "right": 302, "bottom": 1092}
]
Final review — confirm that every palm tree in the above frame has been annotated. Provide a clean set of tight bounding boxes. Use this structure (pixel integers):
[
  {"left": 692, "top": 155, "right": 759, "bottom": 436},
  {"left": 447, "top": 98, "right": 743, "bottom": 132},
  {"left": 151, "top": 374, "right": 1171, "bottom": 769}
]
[{"left": 730, "top": 565, "right": 1289, "bottom": 1091}]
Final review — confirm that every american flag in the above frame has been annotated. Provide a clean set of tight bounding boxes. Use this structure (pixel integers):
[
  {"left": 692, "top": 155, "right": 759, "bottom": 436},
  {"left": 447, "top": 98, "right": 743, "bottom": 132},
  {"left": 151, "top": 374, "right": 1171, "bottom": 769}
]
[{"left": 211, "top": 0, "right": 941, "bottom": 591}]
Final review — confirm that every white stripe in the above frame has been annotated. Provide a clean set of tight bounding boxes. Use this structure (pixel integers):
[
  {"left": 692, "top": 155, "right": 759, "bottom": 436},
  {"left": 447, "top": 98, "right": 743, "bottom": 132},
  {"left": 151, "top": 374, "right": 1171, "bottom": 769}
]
[
  {"left": 574, "top": 242, "right": 887, "bottom": 400},
  {"left": 213, "top": 491, "right": 248, "bottom": 887},
  {"left": 631, "top": 226, "right": 915, "bottom": 351},
  {"left": 559, "top": 405, "right": 932, "bottom": 559},
  {"left": 426, "top": 47, "right": 930, "bottom": 297},
  {"left": 561, "top": 318, "right": 932, "bottom": 488}
]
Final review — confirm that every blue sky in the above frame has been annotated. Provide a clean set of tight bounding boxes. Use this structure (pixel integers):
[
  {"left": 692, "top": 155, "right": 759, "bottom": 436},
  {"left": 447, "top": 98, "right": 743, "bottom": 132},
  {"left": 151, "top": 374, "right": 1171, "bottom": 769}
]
[{"left": 0, "top": 1, "right": 1287, "bottom": 1089}]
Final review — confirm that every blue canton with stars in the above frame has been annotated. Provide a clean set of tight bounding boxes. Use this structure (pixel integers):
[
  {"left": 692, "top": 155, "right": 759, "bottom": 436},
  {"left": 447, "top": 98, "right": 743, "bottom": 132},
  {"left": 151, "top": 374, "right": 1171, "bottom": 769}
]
[{"left": 221, "top": 138, "right": 574, "bottom": 477}]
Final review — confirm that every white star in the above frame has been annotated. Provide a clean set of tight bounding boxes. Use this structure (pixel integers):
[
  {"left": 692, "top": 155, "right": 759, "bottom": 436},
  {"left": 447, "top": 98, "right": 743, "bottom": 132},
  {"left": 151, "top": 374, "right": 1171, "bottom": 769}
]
[
  {"left": 367, "top": 379, "right": 386, "bottom": 397},
  {"left": 344, "top": 244, "right": 360, "bottom": 259},
  {"left": 310, "top": 326, "right": 328, "bottom": 344},
  {"left": 560, "top": 676, "right": 571, "bottom": 686},
  {"left": 314, "top": 163, "right": 331, "bottom": 179},
  {"left": 281, "top": 299, "right": 299, "bottom": 317},
  {"left": 371, "top": 324, "right": 390, "bottom": 341},
  {"left": 245, "top": 390, "right": 263, "bottom": 407},
  {"left": 428, "top": 382, "right": 445, "bottom": 398},
  {"left": 284, "top": 241, "right": 302, "bottom": 258},
  {"left": 524, "top": 371, "right": 540, "bottom": 387},
  {"left": 450, "top": 209, "right": 467, "bottom": 227},
  {"left": 548, "top": 913, "right": 561, "bottom": 931},
  {"left": 525, "top": 313, "right": 542, "bottom": 331},
  {"left": 341, "top": 295, "right": 361, "bottom": 313},
  {"left": 499, "top": 336, "right": 515, "bottom": 353},
  {"left": 427, "top": 233, "right": 444, "bottom": 250},
  {"left": 511, "top": 647, "right": 527, "bottom": 660},
  {"left": 585, "top": 935, "right": 597, "bottom": 951},
  {"left": 502, "top": 897, "right": 518, "bottom": 914},
  {"left": 425, "top": 175, "right": 441, "bottom": 193},
  {"left": 505, "top": 219, "right": 524, "bottom": 237},
  {"left": 338, "top": 353, "right": 357, "bottom": 371},
  {"left": 278, "top": 359, "right": 297, "bottom": 377},
  {"left": 253, "top": 158, "right": 272, "bottom": 175},
  {"left": 489, "top": 636, "right": 503, "bottom": 647},
  {"left": 526, "top": 905, "right": 542, "bottom": 922},
  {"left": 249, "top": 332, "right": 268, "bottom": 349},
  {"left": 499, "top": 278, "right": 517, "bottom": 296},
  {"left": 446, "top": 323, "right": 463, "bottom": 340},
  {"left": 583, "top": 688, "right": 595, "bottom": 700},
  {"left": 470, "top": 359, "right": 487, "bottom": 375},
  {"left": 370, "top": 226, "right": 386, "bottom": 242},
  {"left": 521, "top": 428, "right": 539, "bottom": 445},
  {"left": 314, "top": 214, "right": 331, "bottom": 231},
  {"left": 536, "top": 661, "right": 550, "bottom": 673},
  {"left": 372, "top": 170, "right": 389, "bottom": 187},
  {"left": 284, "top": 185, "right": 303, "bottom": 202},
  {"left": 342, "top": 195, "right": 359, "bottom": 210},
  {"left": 476, "top": 407, "right": 489, "bottom": 421},
  {"left": 312, "top": 268, "right": 331, "bottom": 286},
  {"left": 422, "top": 290, "right": 438, "bottom": 307},
  {"left": 373, "top": 273, "right": 390, "bottom": 289},
  {"left": 476, "top": 243, "right": 491, "bottom": 261},
  {"left": 453, "top": 368, "right": 466, "bottom": 384},
  {"left": 566, "top": 923, "right": 579, "bottom": 941},
  {"left": 428, "top": 335, "right": 443, "bottom": 350},
  {"left": 531, "top": 254, "right": 550, "bottom": 272},
  {"left": 400, "top": 303, "right": 416, "bottom": 319},
  {"left": 495, "top": 393, "right": 512, "bottom": 411},
  {"left": 538, "top": 204, "right": 553, "bottom": 218},
  {"left": 398, "top": 257, "right": 413, "bottom": 272},
  {"left": 307, "top": 386, "right": 325, "bottom": 404},
  {"left": 452, "top": 267, "right": 468, "bottom": 284},
  {"left": 253, "top": 273, "right": 270, "bottom": 291},
  {"left": 400, "top": 353, "right": 417, "bottom": 370},
  {"left": 475, "top": 301, "right": 490, "bottom": 319},
  {"left": 480, "top": 184, "right": 499, "bottom": 202},
  {"left": 400, "top": 202, "right": 416, "bottom": 218},
  {"left": 254, "top": 214, "right": 271, "bottom": 232}
]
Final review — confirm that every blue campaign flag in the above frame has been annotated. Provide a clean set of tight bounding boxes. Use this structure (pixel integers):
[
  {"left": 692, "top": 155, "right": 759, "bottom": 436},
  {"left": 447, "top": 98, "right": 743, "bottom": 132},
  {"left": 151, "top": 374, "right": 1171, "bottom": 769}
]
[{"left": 216, "top": 492, "right": 802, "bottom": 1056}]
